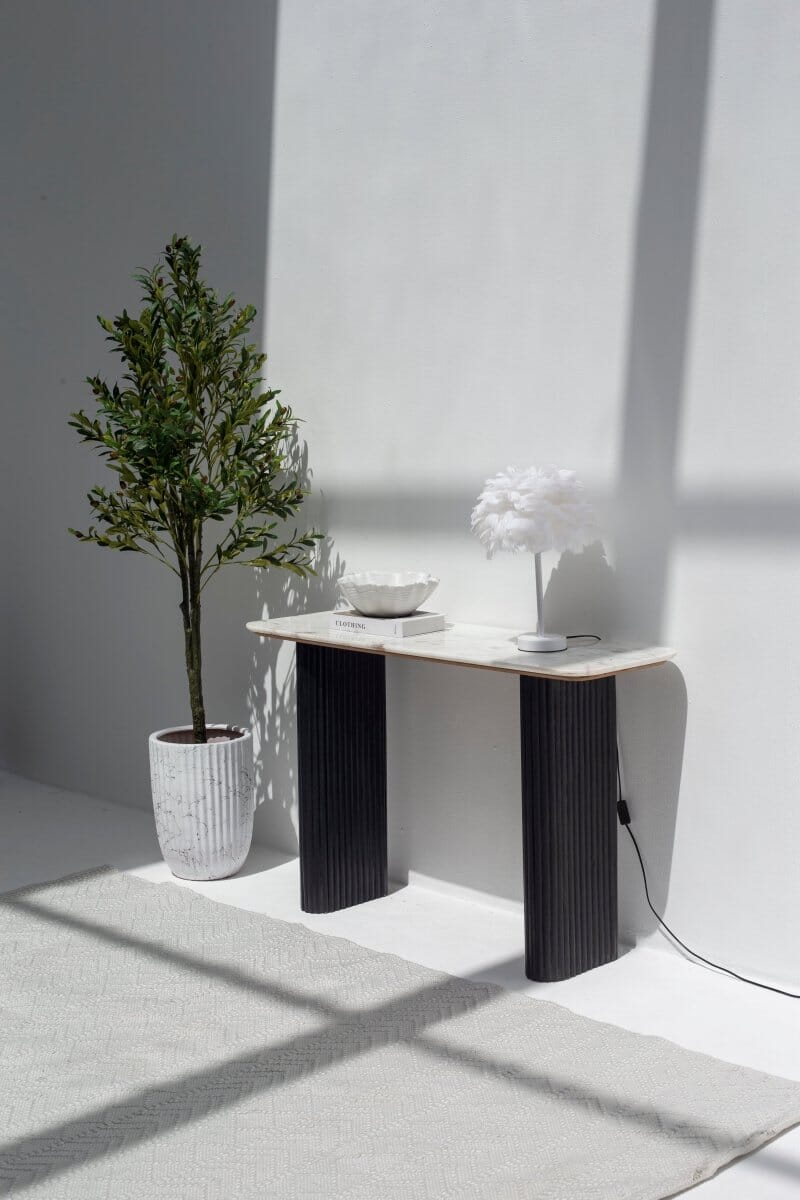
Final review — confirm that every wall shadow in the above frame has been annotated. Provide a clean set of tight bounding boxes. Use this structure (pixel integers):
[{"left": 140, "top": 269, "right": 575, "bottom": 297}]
[
  {"left": 543, "top": 544, "right": 688, "bottom": 939},
  {"left": 313, "top": 485, "right": 800, "bottom": 541},
  {"left": 676, "top": 490, "right": 800, "bottom": 539},
  {"left": 543, "top": 542, "right": 617, "bottom": 638},
  {"left": 614, "top": 0, "right": 716, "bottom": 641},
  {"left": 616, "top": 662, "right": 687, "bottom": 936},
  {"left": 247, "top": 460, "right": 345, "bottom": 855},
  {"left": 605, "top": 0, "right": 715, "bottom": 937},
  {"left": 1, "top": 0, "right": 281, "bottom": 813},
  {"left": 387, "top": 657, "right": 523, "bottom": 901}
]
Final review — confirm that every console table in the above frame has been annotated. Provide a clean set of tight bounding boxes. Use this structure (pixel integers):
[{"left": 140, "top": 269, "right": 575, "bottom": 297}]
[{"left": 247, "top": 612, "right": 675, "bottom": 981}]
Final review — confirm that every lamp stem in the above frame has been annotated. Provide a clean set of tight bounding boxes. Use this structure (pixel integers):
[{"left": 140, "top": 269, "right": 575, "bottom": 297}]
[
  {"left": 534, "top": 552, "right": 544, "bottom": 636},
  {"left": 518, "top": 551, "right": 565, "bottom": 653}
]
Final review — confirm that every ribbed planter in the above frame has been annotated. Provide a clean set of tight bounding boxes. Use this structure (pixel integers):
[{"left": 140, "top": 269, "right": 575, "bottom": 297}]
[{"left": 148, "top": 725, "right": 254, "bottom": 880}]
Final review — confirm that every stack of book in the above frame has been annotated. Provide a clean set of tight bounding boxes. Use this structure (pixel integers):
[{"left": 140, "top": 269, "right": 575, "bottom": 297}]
[{"left": 330, "top": 610, "right": 445, "bottom": 638}]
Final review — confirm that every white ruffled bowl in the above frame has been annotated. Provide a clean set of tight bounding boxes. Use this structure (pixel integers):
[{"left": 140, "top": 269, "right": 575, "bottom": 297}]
[{"left": 338, "top": 571, "right": 439, "bottom": 618}]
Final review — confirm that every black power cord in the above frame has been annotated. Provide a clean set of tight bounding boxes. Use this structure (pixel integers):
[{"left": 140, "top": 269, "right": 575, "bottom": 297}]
[
  {"left": 616, "top": 753, "right": 800, "bottom": 1000},
  {"left": 564, "top": 634, "right": 797, "bottom": 998}
]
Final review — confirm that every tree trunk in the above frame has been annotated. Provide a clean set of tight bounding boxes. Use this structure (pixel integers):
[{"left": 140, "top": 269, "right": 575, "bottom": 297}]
[{"left": 180, "top": 526, "right": 207, "bottom": 743}]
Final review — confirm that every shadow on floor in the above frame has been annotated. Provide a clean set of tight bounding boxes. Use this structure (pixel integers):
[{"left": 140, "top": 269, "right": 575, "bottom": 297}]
[{"left": 0, "top": 882, "right": 768, "bottom": 1193}]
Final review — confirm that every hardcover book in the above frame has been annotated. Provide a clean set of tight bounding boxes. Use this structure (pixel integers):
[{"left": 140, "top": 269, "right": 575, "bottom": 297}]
[{"left": 330, "top": 610, "right": 445, "bottom": 638}]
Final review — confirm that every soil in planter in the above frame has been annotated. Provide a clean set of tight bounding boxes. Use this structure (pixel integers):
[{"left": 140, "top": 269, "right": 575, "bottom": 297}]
[{"left": 157, "top": 728, "right": 246, "bottom": 745}]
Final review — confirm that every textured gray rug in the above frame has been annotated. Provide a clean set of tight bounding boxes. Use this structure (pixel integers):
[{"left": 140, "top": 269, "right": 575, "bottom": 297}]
[{"left": 1, "top": 869, "right": 799, "bottom": 1199}]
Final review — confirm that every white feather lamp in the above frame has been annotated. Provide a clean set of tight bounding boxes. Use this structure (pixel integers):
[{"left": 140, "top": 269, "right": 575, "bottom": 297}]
[{"left": 471, "top": 465, "right": 598, "bottom": 652}]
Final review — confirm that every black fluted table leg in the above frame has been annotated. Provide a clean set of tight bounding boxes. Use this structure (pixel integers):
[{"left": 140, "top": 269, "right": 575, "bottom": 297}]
[
  {"left": 520, "top": 676, "right": 617, "bottom": 981},
  {"left": 296, "top": 643, "right": 388, "bottom": 913}
]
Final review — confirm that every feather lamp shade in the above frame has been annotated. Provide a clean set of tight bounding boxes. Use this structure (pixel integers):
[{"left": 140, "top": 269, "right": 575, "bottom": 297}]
[{"left": 471, "top": 465, "right": 598, "bottom": 652}]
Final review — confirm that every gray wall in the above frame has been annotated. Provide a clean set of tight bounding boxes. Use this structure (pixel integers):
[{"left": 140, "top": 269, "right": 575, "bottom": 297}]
[{"left": 2, "top": 0, "right": 279, "bottom": 801}]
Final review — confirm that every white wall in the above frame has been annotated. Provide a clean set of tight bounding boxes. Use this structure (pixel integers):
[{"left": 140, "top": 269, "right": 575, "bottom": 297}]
[
  {"left": 3, "top": 0, "right": 800, "bottom": 986},
  {"left": 262, "top": 0, "right": 800, "bottom": 985}
]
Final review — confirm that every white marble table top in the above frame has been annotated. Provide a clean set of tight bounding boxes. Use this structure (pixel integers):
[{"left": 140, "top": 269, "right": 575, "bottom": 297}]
[{"left": 246, "top": 612, "right": 675, "bottom": 681}]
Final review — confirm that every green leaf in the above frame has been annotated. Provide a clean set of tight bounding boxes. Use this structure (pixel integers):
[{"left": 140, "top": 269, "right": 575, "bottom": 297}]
[{"left": 69, "top": 234, "right": 322, "bottom": 607}]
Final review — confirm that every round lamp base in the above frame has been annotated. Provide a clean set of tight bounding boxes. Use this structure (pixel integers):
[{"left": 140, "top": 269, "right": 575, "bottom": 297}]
[{"left": 517, "top": 632, "right": 568, "bottom": 653}]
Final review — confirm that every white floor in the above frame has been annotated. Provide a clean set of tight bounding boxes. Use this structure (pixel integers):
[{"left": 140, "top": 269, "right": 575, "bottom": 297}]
[{"left": 2, "top": 768, "right": 799, "bottom": 1198}]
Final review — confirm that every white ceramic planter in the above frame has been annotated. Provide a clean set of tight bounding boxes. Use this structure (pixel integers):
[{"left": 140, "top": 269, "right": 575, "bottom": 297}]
[{"left": 148, "top": 724, "right": 254, "bottom": 880}]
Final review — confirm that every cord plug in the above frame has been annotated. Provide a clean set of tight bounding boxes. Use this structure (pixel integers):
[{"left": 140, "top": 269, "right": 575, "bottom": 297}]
[{"left": 617, "top": 797, "right": 631, "bottom": 826}]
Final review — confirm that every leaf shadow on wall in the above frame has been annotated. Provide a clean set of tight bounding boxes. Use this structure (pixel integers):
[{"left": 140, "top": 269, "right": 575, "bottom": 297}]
[{"left": 247, "top": 445, "right": 345, "bottom": 855}]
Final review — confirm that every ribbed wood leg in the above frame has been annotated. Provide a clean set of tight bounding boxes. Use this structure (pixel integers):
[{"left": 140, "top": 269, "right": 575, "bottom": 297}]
[
  {"left": 296, "top": 643, "right": 388, "bottom": 913},
  {"left": 520, "top": 676, "right": 617, "bottom": 981}
]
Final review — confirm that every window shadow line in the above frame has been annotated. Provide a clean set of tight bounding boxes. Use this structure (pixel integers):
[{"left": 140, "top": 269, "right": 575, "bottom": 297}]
[
  {"left": 1, "top": 897, "right": 782, "bottom": 1193},
  {"left": 314, "top": 486, "right": 800, "bottom": 540},
  {"left": 6, "top": 893, "right": 341, "bottom": 1020},
  {"left": 613, "top": 0, "right": 716, "bottom": 640}
]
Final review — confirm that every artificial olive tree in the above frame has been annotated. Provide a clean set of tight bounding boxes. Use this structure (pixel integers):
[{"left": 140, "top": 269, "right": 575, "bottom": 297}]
[{"left": 70, "top": 235, "right": 319, "bottom": 743}]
